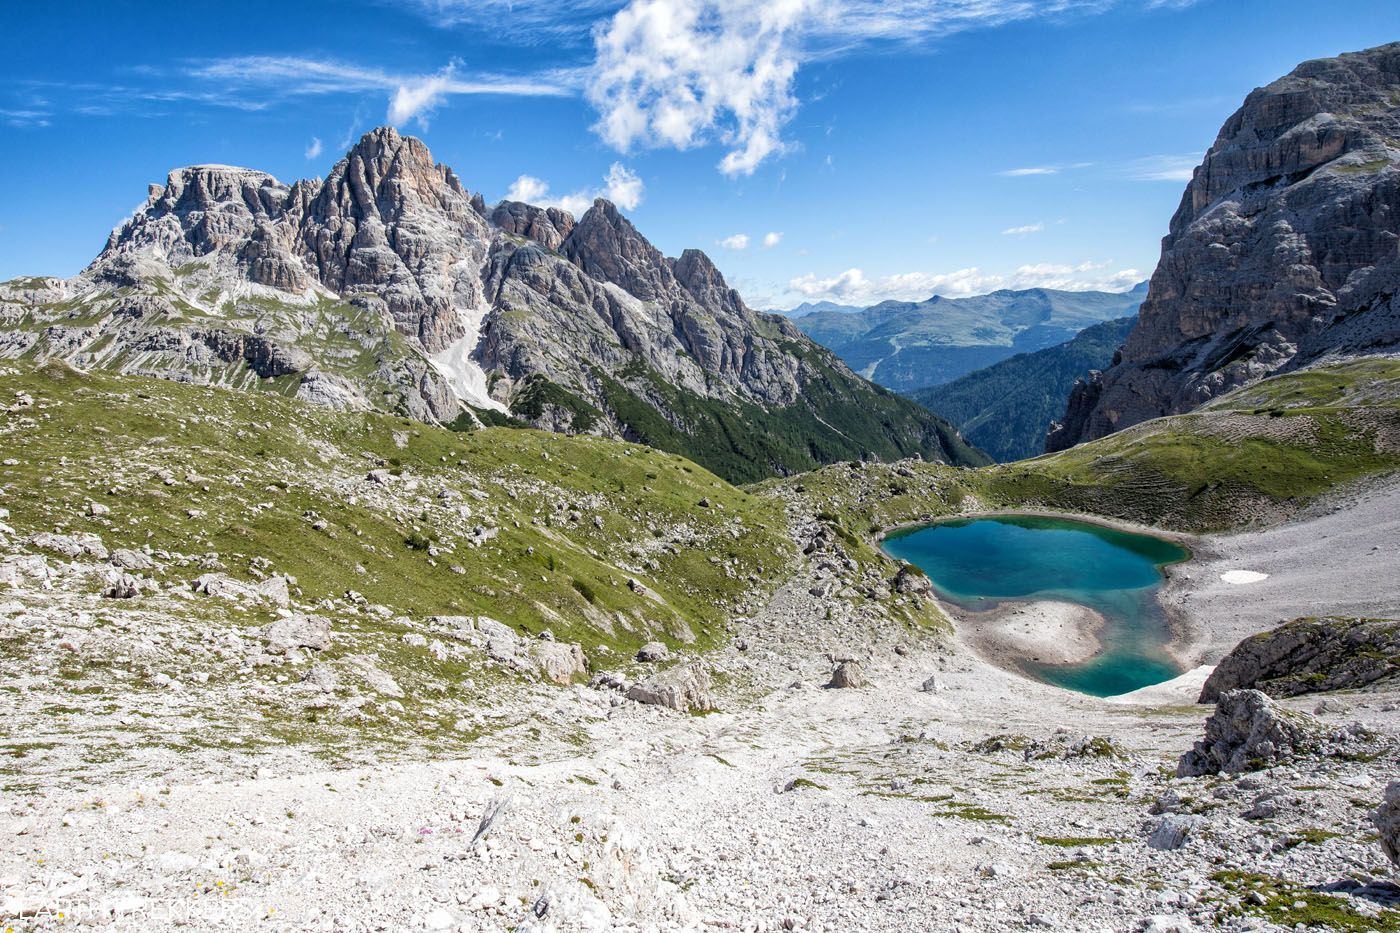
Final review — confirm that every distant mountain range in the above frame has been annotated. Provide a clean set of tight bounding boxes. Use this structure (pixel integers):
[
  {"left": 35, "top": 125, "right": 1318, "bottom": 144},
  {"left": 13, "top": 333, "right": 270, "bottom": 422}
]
[
  {"left": 0, "top": 127, "right": 986, "bottom": 483},
  {"left": 789, "top": 282, "right": 1148, "bottom": 393},
  {"left": 911, "top": 315, "right": 1137, "bottom": 462},
  {"left": 780, "top": 300, "right": 866, "bottom": 318}
]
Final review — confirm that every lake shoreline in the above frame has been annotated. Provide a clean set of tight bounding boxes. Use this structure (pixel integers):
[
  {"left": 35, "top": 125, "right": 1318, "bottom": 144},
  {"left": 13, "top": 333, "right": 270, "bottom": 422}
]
[{"left": 881, "top": 511, "right": 1192, "bottom": 697}]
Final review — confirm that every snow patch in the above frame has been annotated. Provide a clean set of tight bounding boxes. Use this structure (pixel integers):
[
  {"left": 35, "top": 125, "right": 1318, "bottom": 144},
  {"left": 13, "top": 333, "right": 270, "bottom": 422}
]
[
  {"left": 432, "top": 306, "right": 506, "bottom": 413},
  {"left": 1220, "top": 570, "right": 1269, "bottom": 585}
]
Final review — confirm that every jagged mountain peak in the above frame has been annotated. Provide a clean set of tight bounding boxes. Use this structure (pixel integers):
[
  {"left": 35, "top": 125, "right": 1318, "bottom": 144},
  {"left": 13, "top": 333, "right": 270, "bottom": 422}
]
[{"left": 562, "top": 197, "right": 674, "bottom": 302}]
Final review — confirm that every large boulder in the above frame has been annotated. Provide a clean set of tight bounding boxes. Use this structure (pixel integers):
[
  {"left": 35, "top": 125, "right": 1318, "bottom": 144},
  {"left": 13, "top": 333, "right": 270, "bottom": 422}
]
[
  {"left": 29, "top": 531, "right": 107, "bottom": 561},
  {"left": 1177, "top": 689, "right": 1320, "bottom": 776},
  {"left": 827, "top": 660, "right": 867, "bottom": 689},
  {"left": 260, "top": 614, "right": 332, "bottom": 654},
  {"left": 193, "top": 573, "right": 290, "bottom": 608},
  {"left": 1200, "top": 616, "right": 1400, "bottom": 702},
  {"left": 626, "top": 663, "right": 715, "bottom": 713},
  {"left": 1147, "top": 815, "right": 1204, "bottom": 851},
  {"left": 1375, "top": 781, "right": 1400, "bottom": 866},
  {"left": 532, "top": 641, "right": 588, "bottom": 685}
]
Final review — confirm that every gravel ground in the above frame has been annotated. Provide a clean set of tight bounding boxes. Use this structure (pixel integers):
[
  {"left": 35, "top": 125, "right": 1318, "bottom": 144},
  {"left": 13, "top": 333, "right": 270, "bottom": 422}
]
[{"left": 1162, "top": 478, "right": 1400, "bottom": 665}]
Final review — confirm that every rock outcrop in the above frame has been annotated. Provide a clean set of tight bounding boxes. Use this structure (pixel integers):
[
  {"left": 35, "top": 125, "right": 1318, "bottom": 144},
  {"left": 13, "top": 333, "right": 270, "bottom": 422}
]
[
  {"left": 1050, "top": 42, "right": 1400, "bottom": 451},
  {"left": 1200, "top": 616, "right": 1400, "bottom": 702},
  {"left": 1177, "top": 689, "right": 1320, "bottom": 776},
  {"left": 626, "top": 663, "right": 715, "bottom": 713},
  {"left": 1, "top": 127, "right": 982, "bottom": 482}
]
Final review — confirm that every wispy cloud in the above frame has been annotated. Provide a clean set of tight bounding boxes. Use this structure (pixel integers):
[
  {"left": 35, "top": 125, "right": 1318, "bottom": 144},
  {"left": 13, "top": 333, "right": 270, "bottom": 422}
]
[
  {"left": 763, "top": 231, "right": 783, "bottom": 248},
  {"left": 719, "top": 233, "right": 750, "bottom": 250},
  {"left": 304, "top": 137, "right": 323, "bottom": 159},
  {"left": 1001, "top": 222, "right": 1045, "bottom": 235},
  {"left": 390, "top": 0, "right": 622, "bottom": 42},
  {"left": 0, "top": 108, "right": 51, "bottom": 128},
  {"left": 17, "top": 55, "right": 575, "bottom": 129},
  {"left": 1125, "top": 153, "right": 1200, "bottom": 182},
  {"left": 184, "top": 56, "right": 574, "bottom": 128},
  {"left": 504, "top": 162, "right": 644, "bottom": 214},
  {"left": 786, "top": 260, "right": 1143, "bottom": 305},
  {"left": 999, "top": 166, "right": 1060, "bottom": 177}
]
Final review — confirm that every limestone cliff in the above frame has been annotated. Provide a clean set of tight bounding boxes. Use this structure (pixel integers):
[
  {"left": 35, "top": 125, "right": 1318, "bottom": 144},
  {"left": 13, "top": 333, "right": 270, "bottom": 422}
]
[{"left": 1049, "top": 42, "right": 1400, "bottom": 451}]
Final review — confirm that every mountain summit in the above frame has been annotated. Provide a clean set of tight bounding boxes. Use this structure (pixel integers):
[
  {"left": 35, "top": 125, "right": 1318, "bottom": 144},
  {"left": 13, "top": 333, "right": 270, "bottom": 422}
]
[
  {"left": 0, "top": 127, "right": 984, "bottom": 481},
  {"left": 1048, "top": 42, "right": 1400, "bottom": 451}
]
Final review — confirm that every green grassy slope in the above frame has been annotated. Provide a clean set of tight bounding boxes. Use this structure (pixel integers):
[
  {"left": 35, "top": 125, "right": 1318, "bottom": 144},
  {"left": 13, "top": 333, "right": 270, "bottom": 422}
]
[
  {"left": 767, "top": 358, "right": 1400, "bottom": 535},
  {"left": 0, "top": 361, "right": 794, "bottom": 656},
  {"left": 589, "top": 350, "right": 989, "bottom": 485}
]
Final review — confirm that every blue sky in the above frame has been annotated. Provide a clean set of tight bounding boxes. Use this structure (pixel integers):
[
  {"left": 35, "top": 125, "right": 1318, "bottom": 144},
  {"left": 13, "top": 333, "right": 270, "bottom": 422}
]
[{"left": 3, "top": 0, "right": 1398, "bottom": 308}]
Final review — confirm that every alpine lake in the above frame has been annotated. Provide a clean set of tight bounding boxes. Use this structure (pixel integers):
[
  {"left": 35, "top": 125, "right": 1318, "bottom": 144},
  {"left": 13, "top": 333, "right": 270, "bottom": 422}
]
[{"left": 882, "top": 515, "right": 1190, "bottom": 697}]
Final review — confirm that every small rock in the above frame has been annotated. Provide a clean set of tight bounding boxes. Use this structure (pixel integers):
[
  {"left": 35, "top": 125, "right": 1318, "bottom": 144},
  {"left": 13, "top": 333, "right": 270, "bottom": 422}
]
[
  {"left": 636, "top": 641, "right": 669, "bottom": 663},
  {"left": 827, "top": 660, "right": 866, "bottom": 689}
]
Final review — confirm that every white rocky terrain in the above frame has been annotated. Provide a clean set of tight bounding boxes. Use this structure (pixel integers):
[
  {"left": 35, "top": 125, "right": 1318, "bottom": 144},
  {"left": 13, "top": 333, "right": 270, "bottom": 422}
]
[{"left": 3, "top": 458, "right": 1400, "bottom": 932}]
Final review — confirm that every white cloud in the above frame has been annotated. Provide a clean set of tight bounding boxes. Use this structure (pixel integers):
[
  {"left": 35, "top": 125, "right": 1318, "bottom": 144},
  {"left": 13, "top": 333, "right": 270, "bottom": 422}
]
[
  {"left": 1125, "top": 153, "right": 1201, "bottom": 182},
  {"left": 999, "top": 166, "right": 1060, "bottom": 177},
  {"left": 388, "top": 67, "right": 458, "bottom": 128},
  {"left": 587, "top": 0, "right": 810, "bottom": 177},
  {"left": 304, "top": 137, "right": 323, "bottom": 159},
  {"left": 504, "top": 162, "right": 645, "bottom": 214},
  {"left": 786, "top": 260, "right": 1143, "bottom": 305},
  {"left": 719, "top": 233, "right": 750, "bottom": 250},
  {"left": 1001, "top": 222, "right": 1044, "bottom": 235},
  {"left": 0, "top": 108, "right": 51, "bottom": 128},
  {"left": 763, "top": 231, "right": 783, "bottom": 247},
  {"left": 602, "top": 162, "right": 644, "bottom": 210},
  {"left": 585, "top": 1, "right": 1168, "bottom": 175}
]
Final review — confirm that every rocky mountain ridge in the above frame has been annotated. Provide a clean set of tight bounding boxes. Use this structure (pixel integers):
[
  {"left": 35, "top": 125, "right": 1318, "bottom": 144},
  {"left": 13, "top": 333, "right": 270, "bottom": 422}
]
[
  {"left": 0, "top": 127, "right": 982, "bottom": 482},
  {"left": 1049, "top": 41, "right": 1400, "bottom": 451}
]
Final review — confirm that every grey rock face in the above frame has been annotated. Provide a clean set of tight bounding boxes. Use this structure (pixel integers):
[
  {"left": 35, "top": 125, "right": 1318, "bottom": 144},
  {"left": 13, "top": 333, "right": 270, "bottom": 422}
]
[
  {"left": 1051, "top": 42, "right": 1400, "bottom": 451},
  {"left": 1200, "top": 616, "right": 1400, "bottom": 702},
  {"left": 1176, "top": 689, "right": 1318, "bottom": 776}
]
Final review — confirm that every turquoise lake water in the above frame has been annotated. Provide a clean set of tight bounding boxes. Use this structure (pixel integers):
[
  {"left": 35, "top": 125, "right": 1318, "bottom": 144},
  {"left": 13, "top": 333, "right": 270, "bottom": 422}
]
[{"left": 881, "top": 515, "right": 1190, "bottom": 697}]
